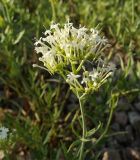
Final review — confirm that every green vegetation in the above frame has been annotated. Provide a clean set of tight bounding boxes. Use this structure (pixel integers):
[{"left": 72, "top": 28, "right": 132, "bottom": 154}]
[{"left": 0, "top": 0, "right": 140, "bottom": 159}]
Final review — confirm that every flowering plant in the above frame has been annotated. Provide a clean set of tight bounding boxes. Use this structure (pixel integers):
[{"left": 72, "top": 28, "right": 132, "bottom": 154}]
[
  {"left": 0, "top": 127, "right": 9, "bottom": 140},
  {"left": 34, "top": 22, "right": 115, "bottom": 159}
]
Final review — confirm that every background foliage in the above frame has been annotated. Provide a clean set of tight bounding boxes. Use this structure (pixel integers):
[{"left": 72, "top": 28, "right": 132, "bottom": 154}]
[{"left": 0, "top": 0, "right": 140, "bottom": 159}]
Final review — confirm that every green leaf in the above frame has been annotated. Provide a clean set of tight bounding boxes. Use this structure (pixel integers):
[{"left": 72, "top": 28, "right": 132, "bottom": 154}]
[
  {"left": 86, "top": 122, "right": 102, "bottom": 137},
  {"left": 13, "top": 30, "right": 25, "bottom": 44},
  {"left": 67, "top": 140, "right": 81, "bottom": 153}
]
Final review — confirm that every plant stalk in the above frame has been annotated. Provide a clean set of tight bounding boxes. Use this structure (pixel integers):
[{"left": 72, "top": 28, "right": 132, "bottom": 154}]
[
  {"left": 78, "top": 95, "right": 86, "bottom": 160},
  {"left": 95, "top": 103, "right": 114, "bottom": 145},
  {"left": 49, "top": 0, "right": 56, "bottom": 21}
]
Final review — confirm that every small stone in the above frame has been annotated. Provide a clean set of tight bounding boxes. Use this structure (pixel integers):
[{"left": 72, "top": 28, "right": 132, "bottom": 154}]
[
  {"left": 116, "top": 133, "right": 128, "bottom": 145},
  {"left": 127, "top": 148, "right": 140, "bottom": 160},
  {"left": 128, "top": 112, "right": 140, "bottom": 132},
  {"left": 111, "top": 123, "right": 120, "bottom": 131},
  {"left": 117, "top": 98, "right": 132, "bottom": 111},
  {"left": 134, "top": 102, "right": 140, "bottom": 112},
  {"left": 138, "top": 94, "right": 140, "bottom": 101},
  {"left": 121, "top": 149, "right": 130, "bottom": 160},
  {"left": 106, "top": 137, "right": 121, "bottom": 148},
  {"left": 125, "top": 125, "right": 133, "bottom": 133},
  {"left": 128, "top": 112, "right": 140, "bottom": 123},
  {"left": 102, "top": 149, "right": 121, "bottom": 160},
  {"left": 69, "top": 94, "right": 78, "bottom": 103},
  {"left": 131, "top": 139, "right": 140, "bottom": 148},
  {"left": 115, "top": 112, "right": 128, "bottom": 126},
  {"left": 125, "top": 125, "right": 134, "bottom": 143}
]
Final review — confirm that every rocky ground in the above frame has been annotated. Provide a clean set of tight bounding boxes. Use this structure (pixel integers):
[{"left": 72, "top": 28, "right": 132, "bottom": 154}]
[{"left": 102, "top": 96, "right": 140, "bottom": 160}]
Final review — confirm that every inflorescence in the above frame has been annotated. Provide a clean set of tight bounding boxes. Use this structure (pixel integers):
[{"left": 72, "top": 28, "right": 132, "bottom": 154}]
[
  {"left": 34, "top": 22, "right": 115, "bottom": 95},
  {"left": 0, "top": 127, "right": 9, "bottom": 140}
]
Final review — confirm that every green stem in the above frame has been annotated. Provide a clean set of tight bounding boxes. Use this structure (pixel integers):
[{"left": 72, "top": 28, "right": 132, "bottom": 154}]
[
  {"left": 78, "top": 94, "right": 86, "bottom": 160},
  {"left": 70, "top": 60, "right": 76, "bottom": 74},
  {"left": 76, "top": 52, "right": 91, "bottom": 73},
  {"left": 132, "top": 0, "right": 134, "bottom": 24},
  {"left": 76, "top": 60, "right": 84, "bottom": 73},
  {"left": 50, "top": 0, "right": 56, "bottom": 21},
  {"left": 95, "top": 104, "right": 114, "bottom": 145}
]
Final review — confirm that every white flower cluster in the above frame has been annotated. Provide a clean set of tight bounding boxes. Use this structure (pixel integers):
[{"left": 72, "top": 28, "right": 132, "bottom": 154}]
[
  {"left": 34, "top": 22, "right": 115, "bottom": 95},
  {"left": 0, "top": 127, "right": 9, "bottom": 140},
  {"left": 66, "top": 59, "right": 115, "bottom": 94},
  {"left": 34, "top": 22, "right": 108, "bottom": 73}
]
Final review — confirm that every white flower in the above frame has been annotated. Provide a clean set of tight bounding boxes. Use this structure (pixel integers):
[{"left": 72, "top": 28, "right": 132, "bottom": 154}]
[
  {"left": 34, "top": 22, "right": 115, "bottom": 94},
  {"left": 50, "top": 23, "right": 60, "bottom": 31},
  {"left": 93, "top": 81, "right": 98, "bottom": 87},
  {"left": 44, "top": 30, "right": 51, "bottom": 35},
  {"left": 67, "top": 72, "right": 81, "bottom": 83},
  {"left": 103, "top": 62, "right": 116, "bottom": 73},
  {"left": 34, "top": 22, "right": 108, "bottom": 74},
  {"left": 0, "top": 127, "right": 9, "bottom": 139},
  {"left": 108, "top": 62, "right": 116, "bottom": 71},
  {"left": 81, "top": 77, "right": 90, "bottom": 84},
  {"left": 77, "top": 27, "right": 88, "bottom": 38},
  {"left": 89, "top": 71, "right": 99, "bottom": 81},
  {"left": 35, "top": 46, "right": 49, "bottom": 54}
]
